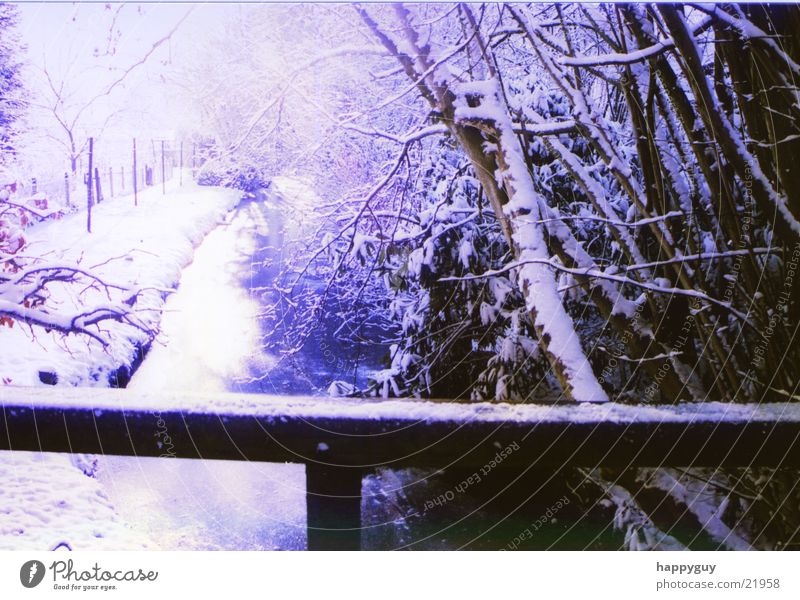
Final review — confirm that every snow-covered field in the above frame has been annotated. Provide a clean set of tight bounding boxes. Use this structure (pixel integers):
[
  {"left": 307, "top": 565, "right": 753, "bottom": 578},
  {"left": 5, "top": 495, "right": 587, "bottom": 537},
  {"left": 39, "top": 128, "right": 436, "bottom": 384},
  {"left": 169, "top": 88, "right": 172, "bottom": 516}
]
[{"left": 0, "top": 176, "right": 240, "bottom": 550}]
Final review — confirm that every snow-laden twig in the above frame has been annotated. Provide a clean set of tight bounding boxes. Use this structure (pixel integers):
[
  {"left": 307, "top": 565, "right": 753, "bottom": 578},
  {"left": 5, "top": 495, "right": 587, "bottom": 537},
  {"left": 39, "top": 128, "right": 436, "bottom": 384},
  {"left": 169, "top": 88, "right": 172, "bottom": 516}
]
[
  {"left": 559, "top": 16, "right": 712, "bottom": 67},
  {"left": 442, "top": 257, "right": 752, "bottom": 323},
  {"left": 691, "top": 3, "right": 800, "bottom": 80}
]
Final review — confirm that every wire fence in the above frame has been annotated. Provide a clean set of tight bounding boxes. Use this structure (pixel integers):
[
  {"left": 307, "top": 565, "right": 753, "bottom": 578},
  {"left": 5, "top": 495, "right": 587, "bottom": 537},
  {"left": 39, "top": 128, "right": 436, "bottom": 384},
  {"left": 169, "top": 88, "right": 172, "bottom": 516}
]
[
  {"left": 48, "top": 138, "right": 186, "bottom": 207},
  {"left": 0, "top": 136, "right": 215, "bottom": 245},
  {"left": 3, "top": 138, "right": 209, "bottom": 234}
]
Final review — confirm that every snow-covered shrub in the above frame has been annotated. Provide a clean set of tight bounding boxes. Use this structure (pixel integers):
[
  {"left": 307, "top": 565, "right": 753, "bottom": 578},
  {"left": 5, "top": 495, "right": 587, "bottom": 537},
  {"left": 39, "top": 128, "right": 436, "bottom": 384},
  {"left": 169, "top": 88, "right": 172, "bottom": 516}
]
[
  {"left": 197, "top": 165, "right": 267, "bottom": 193},
  {"left": 370, "top": 142, "right": 558, "bottom": 400}
]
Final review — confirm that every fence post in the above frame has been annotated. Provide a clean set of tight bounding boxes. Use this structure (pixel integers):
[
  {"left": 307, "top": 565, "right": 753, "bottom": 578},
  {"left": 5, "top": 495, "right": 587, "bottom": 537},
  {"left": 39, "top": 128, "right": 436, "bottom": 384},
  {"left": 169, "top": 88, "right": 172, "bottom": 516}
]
[
  {"left": 109, "top": 167, "right": 114, "bottom": 198},
  {"left": 31, "top": 177, "right": 37, "bottom": 195},
  {"left": 306, "top": 465, "right": 364, "bottom": 550},
  {"left": 64, "top": 173, "right": 70, "bottom": 207},
  {"left": 161, "top": 140, "right": 166, "bottom": 195},
  {"left": 94, "top": 167, "right": 102, "bottom": 204},
  {"left": 87, "top": 138, "right": 94, "bottom": 233},
  {"left": 133, "top": 138, "right": 138, "bottom": 206}
]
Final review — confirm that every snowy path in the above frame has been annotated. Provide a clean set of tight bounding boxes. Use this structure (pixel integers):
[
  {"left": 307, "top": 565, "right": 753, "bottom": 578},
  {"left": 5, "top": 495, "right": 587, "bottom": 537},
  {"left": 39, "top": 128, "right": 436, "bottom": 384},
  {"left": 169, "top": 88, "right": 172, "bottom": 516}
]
[{"left": 97, "top": 198, "right": 306, "bottom": 550}]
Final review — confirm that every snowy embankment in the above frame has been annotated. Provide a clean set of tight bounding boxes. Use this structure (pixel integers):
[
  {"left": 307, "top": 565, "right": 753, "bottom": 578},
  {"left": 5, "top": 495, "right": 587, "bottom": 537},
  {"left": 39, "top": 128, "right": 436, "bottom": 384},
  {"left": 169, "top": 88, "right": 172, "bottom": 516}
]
[
  {"left": 0, "top": 176, "right": 240, "bottom": 386},
  {"left": 0, "top": 177, "right": 240, "bottom": 550}
]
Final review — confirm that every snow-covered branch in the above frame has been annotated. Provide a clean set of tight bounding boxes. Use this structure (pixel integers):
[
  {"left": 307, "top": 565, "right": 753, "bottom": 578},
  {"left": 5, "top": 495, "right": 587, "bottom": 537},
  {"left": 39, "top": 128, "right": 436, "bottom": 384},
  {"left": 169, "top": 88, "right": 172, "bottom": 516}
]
[
  {"left": 0, "top": 262, "right": 156, "bottom": 347},
  {"left": 559, "top": 16, "right": 712, "bottom": 67}
]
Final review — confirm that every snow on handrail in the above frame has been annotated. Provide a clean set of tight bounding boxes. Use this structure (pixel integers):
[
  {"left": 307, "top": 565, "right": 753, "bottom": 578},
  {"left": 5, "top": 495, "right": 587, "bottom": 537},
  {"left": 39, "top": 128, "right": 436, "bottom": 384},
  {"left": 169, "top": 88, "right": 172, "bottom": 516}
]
[
  {"left": 1, "top": 387, "right": 799, "bottom": 469},
  {"left": 4, "top": 387, "right": 798, "bottom": 549},
  {"left": 2, "top": 386, "right": 799, "bottom": 423}
]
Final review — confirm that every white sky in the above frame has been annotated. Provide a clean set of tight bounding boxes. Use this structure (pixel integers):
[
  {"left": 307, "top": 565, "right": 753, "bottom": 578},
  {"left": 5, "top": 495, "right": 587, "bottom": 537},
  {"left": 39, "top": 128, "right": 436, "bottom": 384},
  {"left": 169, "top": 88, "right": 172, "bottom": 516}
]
[{"left": 14, "top": 2, "right": 232, "bottom": 169}]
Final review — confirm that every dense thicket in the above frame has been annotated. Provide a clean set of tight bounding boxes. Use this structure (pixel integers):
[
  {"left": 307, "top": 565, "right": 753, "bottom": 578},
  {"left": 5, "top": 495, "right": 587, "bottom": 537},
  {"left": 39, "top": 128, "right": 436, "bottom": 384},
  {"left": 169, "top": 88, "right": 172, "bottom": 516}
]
[
  {"left": 189, "top": 3, "right": 800, "bottom": 549},
  {"left": 349, "top": 3, "right": 800, "bottom": 408}
]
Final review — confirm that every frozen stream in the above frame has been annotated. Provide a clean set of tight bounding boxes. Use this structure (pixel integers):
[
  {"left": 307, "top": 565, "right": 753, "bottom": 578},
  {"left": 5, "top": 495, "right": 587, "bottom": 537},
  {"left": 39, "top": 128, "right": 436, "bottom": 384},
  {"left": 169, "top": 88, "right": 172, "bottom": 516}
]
[
  {"left": 96, "top": 181, "right": 624, "bottom": 550},
  {"left": 98, "top": 194, "right": 309, "bottom": 550}
]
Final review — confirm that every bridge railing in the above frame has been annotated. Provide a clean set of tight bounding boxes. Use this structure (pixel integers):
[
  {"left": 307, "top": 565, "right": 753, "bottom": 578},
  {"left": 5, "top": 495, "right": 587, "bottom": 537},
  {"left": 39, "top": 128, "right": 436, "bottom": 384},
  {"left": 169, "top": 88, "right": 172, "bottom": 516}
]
[{"left": 2, "top": 387, "right": 799, "bottom": 550}]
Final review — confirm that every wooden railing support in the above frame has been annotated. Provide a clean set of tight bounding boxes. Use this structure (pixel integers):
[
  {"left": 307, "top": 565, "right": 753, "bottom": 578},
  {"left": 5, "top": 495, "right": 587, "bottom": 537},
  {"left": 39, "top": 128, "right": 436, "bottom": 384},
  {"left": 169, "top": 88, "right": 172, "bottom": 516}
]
[
  {"left": 306, "top": 464, "right": 365, "bottom": 551},
  {"left": 2, "top": 388, "right": 800, "bottom": 550}
]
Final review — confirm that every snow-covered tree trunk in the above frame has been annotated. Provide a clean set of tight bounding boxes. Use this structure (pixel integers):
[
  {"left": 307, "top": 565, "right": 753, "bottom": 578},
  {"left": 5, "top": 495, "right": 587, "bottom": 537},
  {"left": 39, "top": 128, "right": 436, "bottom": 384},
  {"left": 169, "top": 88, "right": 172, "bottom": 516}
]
[{"left": 359, "top": 5, "right": 607, "bottom": 402}]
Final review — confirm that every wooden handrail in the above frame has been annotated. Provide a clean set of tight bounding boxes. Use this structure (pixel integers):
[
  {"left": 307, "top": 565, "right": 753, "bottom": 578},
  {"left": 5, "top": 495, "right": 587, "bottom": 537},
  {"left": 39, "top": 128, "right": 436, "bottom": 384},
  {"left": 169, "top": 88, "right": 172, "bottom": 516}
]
[{"left": 2, "top": 387, "right": 800, "bottom": 549}]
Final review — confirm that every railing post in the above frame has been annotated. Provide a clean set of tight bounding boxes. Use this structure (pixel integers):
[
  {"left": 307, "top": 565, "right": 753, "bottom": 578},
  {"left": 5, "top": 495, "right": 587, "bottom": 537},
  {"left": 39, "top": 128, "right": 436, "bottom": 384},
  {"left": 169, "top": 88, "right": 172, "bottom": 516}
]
[{"left": 305, "top": 464, "right": 364, "bottom": 551}]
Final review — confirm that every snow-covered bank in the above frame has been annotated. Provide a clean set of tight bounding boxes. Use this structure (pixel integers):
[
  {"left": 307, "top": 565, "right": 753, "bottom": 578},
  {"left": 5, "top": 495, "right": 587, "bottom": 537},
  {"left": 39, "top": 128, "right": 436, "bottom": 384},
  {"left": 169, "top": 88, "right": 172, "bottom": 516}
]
[
  {"left": 0, "top": 179, "right": 240, "bottom": 550},
  {"left": 0, "top": 178, "right": 241, "bottom": 387},
  {"left": 0, "top": 452, "right": 155, "bottom": 550}
]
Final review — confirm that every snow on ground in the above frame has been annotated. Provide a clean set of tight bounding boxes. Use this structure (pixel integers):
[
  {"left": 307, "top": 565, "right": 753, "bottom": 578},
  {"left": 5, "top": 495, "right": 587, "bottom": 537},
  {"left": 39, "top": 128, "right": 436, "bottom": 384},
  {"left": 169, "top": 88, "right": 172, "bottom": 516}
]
[
  {"left": 0, "top": 175, "right": 240, "bottom": 550},
  {"left": 97, "top": 199, "right": 306, "bottom": 550},
  {"left": 0, "top": 174, "right": 240, "bottom": 387},
  {"left": 0, "top": 453, "right": 154, "bottom": 550}
]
